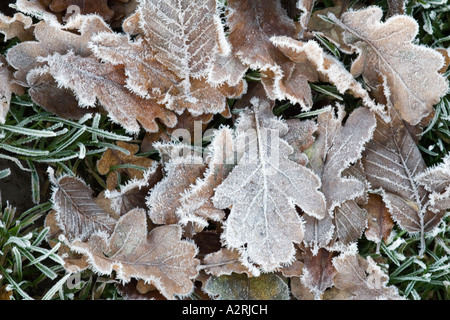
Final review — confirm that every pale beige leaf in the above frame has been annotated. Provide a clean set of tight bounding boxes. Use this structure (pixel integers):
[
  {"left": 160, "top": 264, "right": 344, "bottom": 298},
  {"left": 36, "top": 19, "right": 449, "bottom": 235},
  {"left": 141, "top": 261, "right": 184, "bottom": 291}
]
[
  {"left": 69, "top": 208, "right": 200, "bottom": 299},
  {"left": 0, "top": 56, "right": 24, "bottom": 123},
  {"left": 212, "top": 97, "right": 326, "bottom": 272},
  {"left": 177, "top": 127, "right": 235, "bottom": 228},
  {"left": 330, "top": 6, "right": 448, "bottom": 125},
  {"left": 147, "top": 151, "right": 206, "bottom": 225},
  {"left": 49, "top": 168, "right": 118, "bottom": 241},
  {"left": 201, "top": 248, "right": 252, "bottom": 277},
  {"left": 0, "top": 12, "right": 34, "bottom": 42},
  {"left": 44, "top": 52, "right": 178, "bottom": 133},
  {"left": 332, "top": 246, "right": 404, "bottom": 300}
]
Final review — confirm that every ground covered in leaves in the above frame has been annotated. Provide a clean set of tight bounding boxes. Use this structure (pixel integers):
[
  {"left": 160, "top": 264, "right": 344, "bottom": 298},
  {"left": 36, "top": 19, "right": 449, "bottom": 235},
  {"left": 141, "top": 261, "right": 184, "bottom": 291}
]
[{"left": 0, "top": 0, "right": 450, "bottom": 300}]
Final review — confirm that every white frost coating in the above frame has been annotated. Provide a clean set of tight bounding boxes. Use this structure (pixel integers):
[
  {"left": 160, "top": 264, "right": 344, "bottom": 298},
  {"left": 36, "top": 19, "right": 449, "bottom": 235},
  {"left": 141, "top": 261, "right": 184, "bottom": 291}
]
[
  {"left": 138, "top": 0, "right": 225, "bottom": 94},
  {"left": 212, "top": 98, "right": 327, "bottom": 272},
  {"left": 271, "top": 36, "right": 387, "bottom": 117},
  {"left": 328, "top": 6, "right": 449, "bottom": 125}
]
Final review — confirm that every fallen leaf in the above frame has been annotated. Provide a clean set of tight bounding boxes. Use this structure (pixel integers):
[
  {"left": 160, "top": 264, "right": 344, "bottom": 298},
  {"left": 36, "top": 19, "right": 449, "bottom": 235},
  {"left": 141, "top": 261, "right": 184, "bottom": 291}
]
[
  {"left": 201, "top": 248, "right": 252, "bottom": 277},
  {"left": 330, "top": 6, "right": 448, "bottom": 125},
  {"left": 48, "top": 168, "right": 118, "bottom": 241},
  {"left": 213, "top": 97, "right": 326, "bottom": 272},
  {"left": 96, "top": 141, "right": 155, "bottom": 190},
  {"left": 204, "top": 273, "right": 290, "bottom": 300},
  {"left": 0, "top": 12, "right": 34, "bottom": 41},
  {"left": 332, "top": 246, "right": 404, "bottom": 300},
  {"left": 363, "top": 194, "right": 395, "bottom": 245},
  {"left": 69, "top": 208, "right": 200, "bottom": 299},
  {"left": 0, "top": 55, "right": 24, "bottom": 123}
]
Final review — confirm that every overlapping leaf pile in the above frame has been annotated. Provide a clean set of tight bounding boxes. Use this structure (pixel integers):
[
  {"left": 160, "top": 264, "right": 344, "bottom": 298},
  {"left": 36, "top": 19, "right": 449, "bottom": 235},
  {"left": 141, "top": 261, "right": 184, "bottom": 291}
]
[{"left": 1, "top": 0, "right": 450, "bottom": 300}]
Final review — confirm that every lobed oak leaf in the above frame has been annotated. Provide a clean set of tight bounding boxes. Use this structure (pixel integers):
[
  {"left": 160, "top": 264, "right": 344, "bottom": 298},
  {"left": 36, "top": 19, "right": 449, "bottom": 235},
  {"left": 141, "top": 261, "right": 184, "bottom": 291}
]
[
  {"left": 48, "top": 168, "right": 118, "bottom": 242},
  {"left": 136, "top": 0, "right": 228, "bottom": 94},
  {"left": 200, "top": 248, "right": 252, "bottom": 277},
  {"left": 0, "top": 12, "right": 34, "bottom": 42},
  {"left": 146, "top": 148, "right": 206, "bottom": 225},
  {"left": 105, "top": 164, "right": 163, "bottom": 216},
  {"left": 204, "top": 273, "right": 290, "bottom": 300},
  {"left": 302, "top": 106, "right": 375, "bottom": 253},
  {"left": 212, "top": 97, "right": 326, "bottom": 272},
  {"left": 297, "top": 0, "right": 316, "bottom": 34},
  {"left": 329, "top": 6, "right": 449, "bottom": 125},
  {"left": 332, "top": 246, "right": 404, "bottom": 300},
  {"left": 283, "top": 118, "right": 317, "bottom": 166},
  {"left": 362, "top": 105, "right": 447, "bottom": 256},
  {"left": 96, "top": 141, "right": 156, "bottom": 191},
  {"left": 271, "top": 36, "right": 385, "bottom": 116},
  {"left": 48, "top": 0, "right": 114, "bottom": 22},
  {"left": 44, "top": 52, "right": 178, "bottom": 133},
  {"left": 69, "top": 208, "right": 200, "bottom": 299},
  {"left": 227, "top": 0, "right": 317, "bottom": 109},
  {"left": 177, "top": 127, "right": 235, "bottom": 228}
]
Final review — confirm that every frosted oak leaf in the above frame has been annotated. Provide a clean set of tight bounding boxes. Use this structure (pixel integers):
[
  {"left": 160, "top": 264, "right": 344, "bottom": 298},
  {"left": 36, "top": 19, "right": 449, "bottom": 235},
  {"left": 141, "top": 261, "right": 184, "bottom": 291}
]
[
  {"left": 44, "top": 52, "right": 178, "bottom": 134},
  {"left": 68, "top": 208, "right": 200, "bottom": 299},
  {"left": 212, "top": 97, "right": 326, "bottom": 272},
  {"left": 328, "top": 6, "right": 448, "bottom": 125},
  {"left": 362, "top": 105, "right": 448, "bottom": 256},
  {"left": 137, "top": 0, "right": 229, "bottom": 95}
]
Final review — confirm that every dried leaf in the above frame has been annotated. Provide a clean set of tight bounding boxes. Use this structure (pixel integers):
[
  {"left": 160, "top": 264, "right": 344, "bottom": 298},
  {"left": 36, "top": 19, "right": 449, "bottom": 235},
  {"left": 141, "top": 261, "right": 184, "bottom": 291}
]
[
  {"left": 44, "top": 52, "right": 178, "bottom": 133},
  {"left": 330, "top": 6, "right": 448, "bottom": 125},
  {"left": 105, "top": 164, "right": 163, "bottom": 216},
  {"left": 362, "top": 106, "right": 447, "bottom": 255},
  {"left": 387, "top": 0, "right": 406, "bottom": 18},
  {"left": 271, "top": 37, "right": 384, "bottom": 116},
  {"left": 49, "top": 168, "right": 118, "bottom": 241},
  {"left": 283, "top": 119, "right": 317, "bottom": 165},
  {"left": 332, "top": 246, "right": 404, "bottom": 300},
  {"left": 147, "top": 148, "right": 206, "bottom": 225},
  {"left": 297, "top": 0, "right": 316, "bottom": 32},
  {"left": 227, "top": 0, "right": 316, "bottom": 108},
  {"left": 0, "top": 56, "right": 24, "bottom": 123},
  {"left": 201, "top": 248, "right": 252, "bottom": 277},
  {"left": 48, "top": 0, "right": 114, "bottom": 21},
  {"left": 363, "top": 194, "right": 395, "bottom": 245},
  {"left": 0, "top": 12, "right": 34, "bottom": 41},
  {"left": 136, "top": 0, "right": 228, "bottom": 94},
  {"left": 69, "top": 208, "right": 200, "bottom": 299},
  {"left": 204, "top": 273, "right": 290, "bottom": 300},
  {"left": 301, "top": 247, "right": 336, "bottom": 299},
  {"left": 177, "top": 128, "right": 235, "bottom": 228},
  {"left": 97, "top": 141, "right": 155, "bottom": 190},
  {"left": 213, "top": 97, "right": 326, "bottom": 272}
]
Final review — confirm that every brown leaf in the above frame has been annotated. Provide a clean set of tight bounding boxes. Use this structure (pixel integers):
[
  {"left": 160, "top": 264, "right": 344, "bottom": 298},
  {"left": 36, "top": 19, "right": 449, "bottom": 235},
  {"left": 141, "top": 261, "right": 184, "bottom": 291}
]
[
  {"left": 332, "top": 247, "right": 404, "bottom": 300},
  {"left": 363, "top": 194, "right": 395, "bottom": 245},
  {"left": 387, "top": 0, "right": 406, "bottom": 17},
  {"left": 177, "top": 128, "right": 235, "bottom": 228},
  {"left": 69, "top": 208, "right": 200, "bottom": 299},
  {"left": 301, "top": 247, "right": 337, "bottom": 299},
  {"left": 45, "top": 52, "right": 178, "bottom": 133},
  {"left": 49, "top": 168, "right": 118, "bottom": 241},
  {"left": 97, "top": 141, "right": 155, "bottom": 190},
  {"left": 436, "top": 48, "right": 450, "bottom": 75},
  {"left": 105, "top": 164, "right": 163, "bottom": 216},
  {"left": 362, "top": 105, "right": 446, "bottom": 255},
  {"left": 330, "top": 6, "right": 448, "bottom": 125},
  {"left": 0, "top": 56, "right": 24, "bottom": 123},
  {"left": 227, "top": 0, "right": 316, "bottom": 109},
  {"left": 116, "top": 279, "right": 166, "bottom": 300},
  {"left": 136, "top": 0, "right": 228, "bottom": 94},
  {"left": 284, "top": 118, "right": 317, "bottom": 165},
  {"left": 0, "top": 285, "right": 13, "bottom": 300},
  {"left": 0, "top": 12, "right": 34, "bottom": 42},
  {"left": 147, "top": 148, "right": 206, "bottom": 225},
  {"left": 201, "top": 248, "right": 252, "bottom": 277},
  {"left": 48, "top": 0, "right": 114, "bottom": 21}
]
